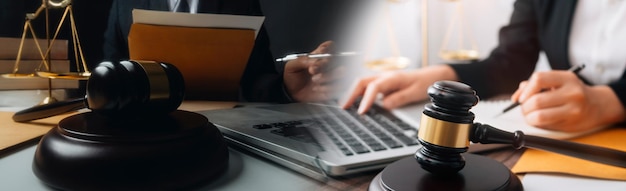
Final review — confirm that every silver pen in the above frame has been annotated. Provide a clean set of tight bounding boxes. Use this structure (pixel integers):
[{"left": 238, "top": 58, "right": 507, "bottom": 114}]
[{"left": 275, "top": 52, "right": 357, "bottom": 62}]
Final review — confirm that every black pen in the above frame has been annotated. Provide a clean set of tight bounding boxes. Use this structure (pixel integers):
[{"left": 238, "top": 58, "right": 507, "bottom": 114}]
[{"left": 497, "top": 64, "right": 586, "bottom": 116}]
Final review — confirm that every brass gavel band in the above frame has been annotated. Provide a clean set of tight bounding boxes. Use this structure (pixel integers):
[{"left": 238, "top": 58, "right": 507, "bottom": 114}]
[
  {"left": 418, "top": 113, "right": 471, "bottom": 148},
  {"left": 135, "top": 60, "right": 170, "bottom": 101}
]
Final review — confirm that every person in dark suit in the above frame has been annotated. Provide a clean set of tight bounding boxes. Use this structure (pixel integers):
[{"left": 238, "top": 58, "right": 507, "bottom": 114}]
[
  {"left": 103, "top": 0, "right": 349, "bottom": 103},
  {"left": 342, "top": 0, "right": 626, "bottom": 132}
]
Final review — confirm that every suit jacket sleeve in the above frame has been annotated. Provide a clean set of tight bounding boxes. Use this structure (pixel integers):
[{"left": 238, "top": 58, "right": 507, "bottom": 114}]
[
  {"left": 238, "top": 0, "right": 292, "bottom": 103},
  {"left": 239, "top": 25, "right": 292, "bottom": 103},
  {"left": 448, "top": 0, "right": 540, "bottom": 99},
  {"left": 102, "top": 0, "right": 130, "bottom": 61},
  {"left": 101, "top": 0, "right": 291, "bottom": 103}
]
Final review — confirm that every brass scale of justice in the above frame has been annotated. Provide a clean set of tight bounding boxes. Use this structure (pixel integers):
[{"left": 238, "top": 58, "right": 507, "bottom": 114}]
[
  {"left": 364, "top": 0, "right": 479, "bottom": 71},
  {"left": 2, "top": 0, "right": 90, "bottom": 105}
]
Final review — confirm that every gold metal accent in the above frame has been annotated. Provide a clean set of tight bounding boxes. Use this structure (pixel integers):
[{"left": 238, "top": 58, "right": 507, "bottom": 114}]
[
  {"left": 46, "top": 3, "right": 90, "bottom": 77},
  {"left": 3, "top": 0, "right": 90, "bottom": 81},
  {"left": 135, "top": 61, "right": 170, "bottom": 100},
  {"left": 418, "top": 113, "right": 471, "bottom": 148},
  {"left": 1, "top": 73, "right": 36, "bottom": 78},
  {"left": 3, "top": 0, "right": 89, "bottom": 113},
  {"left": 36, "top": 71, "right": 90, "bottom": 80},
  {"left": 439, "top": 49, "right": 479, "bottom": 61},
  {"left": 40, "top": 96, "right": 58, "bottom": 105},
  {"left": 438, "top": 0, "right": 480, "bottom": 62},
  {"left": 363, "top": 0, "right": 411, "bottom": 71},
  {"left": 48, "top": 0, "right": 72, "bottom": 8},
  {"left": 1, "top": 15, "right": 49, "bottom": 79},
  {"left": 364, "top": 56, "right": 410, "bottom": 71}
]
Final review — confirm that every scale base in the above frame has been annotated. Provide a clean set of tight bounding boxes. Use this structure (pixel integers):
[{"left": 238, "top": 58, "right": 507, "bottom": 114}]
[{"left": 369, "top": 154, "right": 522, "bottom": 191}]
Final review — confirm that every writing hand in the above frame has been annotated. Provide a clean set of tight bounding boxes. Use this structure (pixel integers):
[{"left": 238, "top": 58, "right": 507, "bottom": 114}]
[{"left": 511, "top": 71, "right": 625, "bottom": 132}]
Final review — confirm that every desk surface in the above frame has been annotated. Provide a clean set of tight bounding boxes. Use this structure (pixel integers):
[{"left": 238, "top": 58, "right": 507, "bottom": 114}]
[
  {"left": 0, "top": 137, "right": 524, "bottom": 191},
  {"left": 0, "top": 90, "right": 524, "bottom": 191}
]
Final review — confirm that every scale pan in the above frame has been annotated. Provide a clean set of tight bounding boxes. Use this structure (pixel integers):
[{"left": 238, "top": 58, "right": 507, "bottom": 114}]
[
  {"left": 1, "top": 73, "right": 37, "bottom": 79},
  {"left": 439, "top": 49, "right": 479, "bottom": 61},
  {"left": 36, "top": 71, "right": 91, "bottom": 80},
  {"left": 365, "top": 56, "right": 410, "bottom": 71}
]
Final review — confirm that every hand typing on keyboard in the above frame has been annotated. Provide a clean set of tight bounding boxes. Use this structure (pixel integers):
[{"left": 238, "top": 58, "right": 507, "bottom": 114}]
[{"left": 253, "top": 102, "right": 419, "bottom": 156}]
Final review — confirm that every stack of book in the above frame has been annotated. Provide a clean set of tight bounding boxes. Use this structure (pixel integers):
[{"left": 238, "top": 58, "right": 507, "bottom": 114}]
[{"left": 0, "top": 37, "right": 78, "bottom": 90}]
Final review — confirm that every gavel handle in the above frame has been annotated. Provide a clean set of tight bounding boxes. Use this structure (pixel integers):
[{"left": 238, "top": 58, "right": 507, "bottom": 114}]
[
  {"left": 12, "top": 97, "right": 86, "bottom": 122},
  {"left": 470, "top": 123, "right": 626, "bottom": 168}
]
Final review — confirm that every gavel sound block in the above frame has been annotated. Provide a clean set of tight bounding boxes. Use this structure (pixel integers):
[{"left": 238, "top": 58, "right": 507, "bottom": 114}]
[
  {"left": 370, "top": 81, "right": 522, "bottom": 191},
  {"left": 33, "top": 110, "right": 230, "bottom": 190},
  {"left": 30, "top": 61, "right": 230, "bottom": 190},
  {"left": 370, "top": 81, "right": 626, "bottom": 191}
]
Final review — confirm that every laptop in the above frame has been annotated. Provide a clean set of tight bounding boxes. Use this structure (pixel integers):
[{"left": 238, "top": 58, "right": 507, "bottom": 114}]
[{"left": 197, "top": 101, "right": 501, "bottom": 179}]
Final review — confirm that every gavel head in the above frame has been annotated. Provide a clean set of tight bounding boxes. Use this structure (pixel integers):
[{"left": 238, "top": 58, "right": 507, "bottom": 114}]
[
  {"left": 415, "top": 81, "right": 479, "bottom": 175},
  {"left": 86, "top": 60, "right": 185, "bottom": 118}
]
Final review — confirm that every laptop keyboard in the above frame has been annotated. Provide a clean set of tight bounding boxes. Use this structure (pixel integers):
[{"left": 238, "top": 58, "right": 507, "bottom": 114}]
[{"left": 252, "top": 103, "right": 419, "bottom": 156}]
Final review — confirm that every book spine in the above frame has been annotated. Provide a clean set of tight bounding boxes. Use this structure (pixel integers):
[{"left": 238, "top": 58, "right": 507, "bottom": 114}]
[
  {"left": 0, "top": 77, "right": 79, "bottom": 90},
  {"left": 0, "top": 60, "right": 70, "bottom": 74},
  {"left": 0, "top": 37, "right": 68, "bottom": 60},
  {"left": 0, "top": 60, "right": 78, "bottom": 90}
]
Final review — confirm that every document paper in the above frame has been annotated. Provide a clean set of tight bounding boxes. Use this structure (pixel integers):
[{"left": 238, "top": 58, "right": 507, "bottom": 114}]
[
  {"left": 471, "top": 100, "right": 604, "bottom": 140},
  {"left": 131, "top": 9, "right": 265, "bottom": 37}
]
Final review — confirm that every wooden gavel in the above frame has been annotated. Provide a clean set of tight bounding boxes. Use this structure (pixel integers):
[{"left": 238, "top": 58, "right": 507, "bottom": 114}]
[{"left": 415, "top": 80, "right": 626, "bottom": 175}]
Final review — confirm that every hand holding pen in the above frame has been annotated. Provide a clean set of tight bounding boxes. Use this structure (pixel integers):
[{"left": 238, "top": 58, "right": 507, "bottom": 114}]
[
  {"left": 280, "top": 41, "right": 351, "bottom": 102},
  {"left": 499, "top": 64, "right": 586, "bottom": 116},
  {"left": 499, "top": 63, "right": 626, "bottom": 132},
  {"left": 501, "top": 63, "right": 626, "bottom": 132}
]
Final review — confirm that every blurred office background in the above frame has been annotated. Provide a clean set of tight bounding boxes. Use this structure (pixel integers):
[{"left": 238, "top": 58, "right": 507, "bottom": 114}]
[
  {"left": 0, "top": 0, "right": 547, "bottom": 85},
  {"left": 346, "top": 0, "right": 548, "bottom": 77}
]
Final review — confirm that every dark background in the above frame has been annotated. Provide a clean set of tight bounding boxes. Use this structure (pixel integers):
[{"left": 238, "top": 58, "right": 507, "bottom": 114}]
[
  {"left": 1, "top": 0, "right": 368, "bottom": 69},
  {"left": 259, "top": 0, "right": 367, "bottom": 57}
]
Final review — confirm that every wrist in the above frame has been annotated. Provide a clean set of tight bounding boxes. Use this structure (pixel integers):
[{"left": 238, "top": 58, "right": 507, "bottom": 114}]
[{"left": 590, "top": 85, "right": 626, "bottom": 126}]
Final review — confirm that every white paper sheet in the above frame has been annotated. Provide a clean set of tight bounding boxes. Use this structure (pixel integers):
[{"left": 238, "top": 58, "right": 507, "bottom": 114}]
[
  {"left": 471, "top": 100, "right": 604, "bottom": 140},
  {"left": 522, "top": 174, "right": 626, "bottom": 191},
  {"left": 131, "top": 9, "right": 265, "bottom": 37}
]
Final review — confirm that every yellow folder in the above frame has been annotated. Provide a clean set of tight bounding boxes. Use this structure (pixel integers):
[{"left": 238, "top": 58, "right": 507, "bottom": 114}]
[
  {"left": 512, "top": 128, "right": 626, "bottom": 181},
  {"left": 128, "top": 23, "right": 255, "bottom": 101}
]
